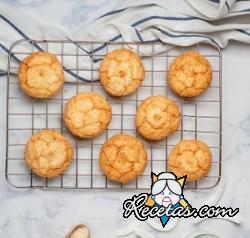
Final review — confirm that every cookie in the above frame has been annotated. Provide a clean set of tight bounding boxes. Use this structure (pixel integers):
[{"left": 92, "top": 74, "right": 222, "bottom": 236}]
[
  {"left": 65, "top": 224, "right": 90, "bottom": 238},
  {"left": 168, "top": 140, "right": 212, "bottom": 182},
  {"left": 24, "top": 130, "right": 73, "bottom": 178},
  {"left": 99, "top": 133, "right": 148, "bottom": 184},
  {"left": 64, "top": 92, "right": 112, "bottom": 138},
  {"left": 168, "top": 51, "right": 212, "bottom": 97},
  {"left": 99, "top": 48, "right": 145, "bottom": 96},
  {"left": 136, "top": 95, "right": 180, "bottom": 140},
  {"left": 19, "top": 51, "right": 64, "bottom": 99}
]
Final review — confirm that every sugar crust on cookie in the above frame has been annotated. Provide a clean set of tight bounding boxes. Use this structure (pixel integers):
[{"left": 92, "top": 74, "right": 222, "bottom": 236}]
[
  {"left": 99, "top": 133, "right": 147, "bottom": 184},
  {"left": 24, "top": 129, "right": 73, "bottom": 177},
  {"left": 19, "top": 51, "right": 64, "bottom": 99},
  {"left": 100, "top": 48, "right": 145, "bottom": 96},
  {"left": 168, "top": 139, "right": 212, "bottom": 182},
  {"left": 168, "top": 51, "right": 212, "bottom": 97},
  {"left": 136, "top": 95, "right": 180, "bottom": 140},
  {"left": 64, "top": 92, "right": 112, "bottom": 138}
]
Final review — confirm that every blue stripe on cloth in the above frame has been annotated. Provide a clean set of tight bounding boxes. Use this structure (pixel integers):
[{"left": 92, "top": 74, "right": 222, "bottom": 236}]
[
  {"left": 0, "top": 14, "right": 42, "bottom": 50},
  {"left": 237, "top": 8, "right": 250, "bottom": 11},
  {"left": 65, "top": 37, "right": 90, "bottom": 54},
  {"left": 0, "top": 72, "right": 7, "bottom": 76},
  {"left": 0, "top": 43, "right": 20, "bottom": 62},
  {"left": 231, "top": 8, "right": 250, "bottom": 13},
  {"left": 0, "top": 44, "right": 20, "bottom": 77},
  {"left": 132, "top": 15, "right": 201, "bottom": 27},
  {"left": 208, "top": 0, "right": 230, "bottom": 11},
  {"left": 97, "top": 7, "right": 127, "bottom": 20},
  {"left": 135, "top": 28, "right": 144, "bottom": 41},
  {"left": 65, "top": 37, "right": 110, "bottom": 64},
  {"left": 97, "top": 8, "right": 202, "bottom": 24},
  {"left": 154, "top": 27, "right": 220, "bottom": 47},
  {"left": 90, "top": 34, "right": 122, "bottom": 54},
  {"left": 64, "top": 37, "right": 104, "bottom": 63},
  {"left": 137, "top": 39, "right": 162, "bottom": 43},
  {"left": 89, "top": 24, "right": 221, "bottom": 58},
  {"left": 88, "top": 28, "right": 144, "bottom": 60},
  {"left": 89, "top": 14, "right": 206, "bottom": 54},
  {"left": 0, "top": 7, "right": 229, "bottom": 80},
  {"left": 237, "top": 29, "right": 250, "bottom": 35},
  {"left": 0, "top": 15, "right": 97, "bottom": 82}
]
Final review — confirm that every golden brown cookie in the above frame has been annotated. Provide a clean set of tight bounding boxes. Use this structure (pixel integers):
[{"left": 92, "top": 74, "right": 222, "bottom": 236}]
[
  {"left": 99, "top": 48, "right": 145, "bottom": 96},
  {"left": 99, "top": 133, "right": 148, "bottom": 184},
  {"left": 19, "top": 51, "right": 64, "bottom": 99},
  {"left": 64, "top": 92, "right": 112, "bottom": 138},
  {"left": 168, "top": 51, "right": 212, "bottom": 97},
  {"left": 24, "top": 130, "right": 73, "bottom": 178},
  {"left": 168, "top": 140, "right": 212, "bottom": 182},
  {"left": 65, "top": 224, "right": 90, "bottom": 238},
  {"left": 136, "top": 95, "right": 180, "bottom": 140}
]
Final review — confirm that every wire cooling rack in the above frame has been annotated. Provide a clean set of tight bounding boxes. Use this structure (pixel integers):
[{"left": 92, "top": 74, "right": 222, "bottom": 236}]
[{"left": 6, "top": 39, "right": 222, "bottom": 190}]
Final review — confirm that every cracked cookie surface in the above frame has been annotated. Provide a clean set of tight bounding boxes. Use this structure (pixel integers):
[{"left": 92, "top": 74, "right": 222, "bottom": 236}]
[
  {"left": 99, "top": 48, "right": 145, "bottom": 96},
  {"left": 24, "top": 130, "right": 73, "bottom": 177},
  {"left": 19, "top": 51, "right": 64, "bottom": 99},
  {"left": 64, "top": 92, "right": 112, "bottom": 138},
  {"left": 168, "top": 51, "right": 212, "bottom": 97},
  {"left": 136, "top": 95, "right": 180, "bottom": 140},
  {"left": 99, "top": 133, "right": 147, "bottom": 184},
  {"left": 168, "top": 139, "right": 212, "bottom": 182}
]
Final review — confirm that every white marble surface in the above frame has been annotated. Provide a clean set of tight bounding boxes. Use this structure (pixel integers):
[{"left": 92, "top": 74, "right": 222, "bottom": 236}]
[{"left": 1, "top": 1, "right": 250, "bottom": 237}]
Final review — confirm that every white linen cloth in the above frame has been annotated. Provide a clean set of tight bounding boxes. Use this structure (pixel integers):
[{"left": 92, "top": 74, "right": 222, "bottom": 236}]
[{"left": 0, "top": 0, "right": 250, "bottom": 82}]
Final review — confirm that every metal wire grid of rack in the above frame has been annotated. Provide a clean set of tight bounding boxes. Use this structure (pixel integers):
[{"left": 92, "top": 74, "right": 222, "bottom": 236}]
[{"left": 6, "top": 39, "right": 222, "bottom": 190}]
